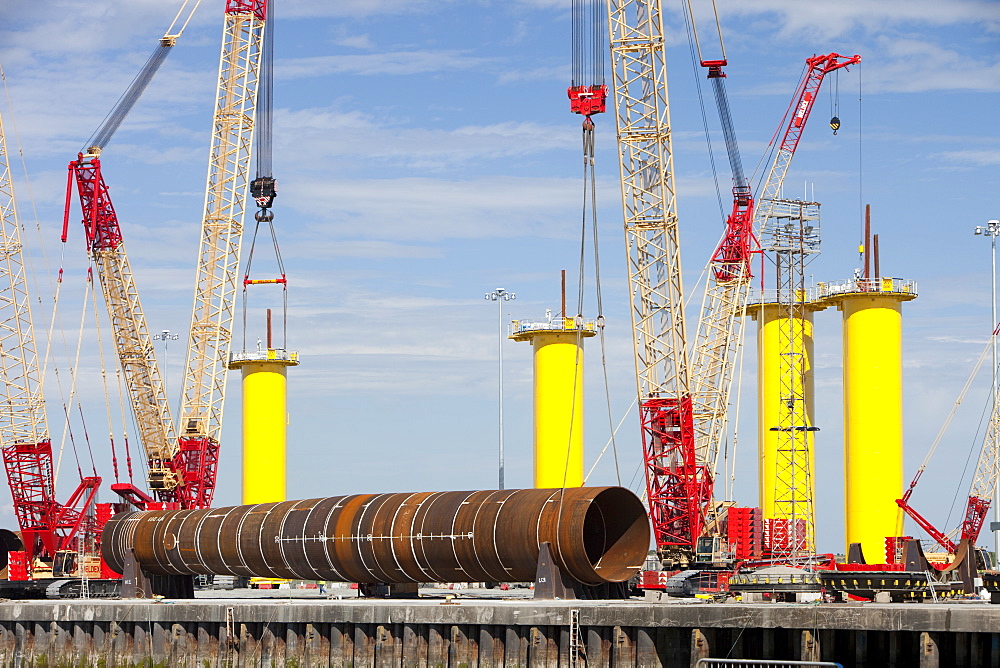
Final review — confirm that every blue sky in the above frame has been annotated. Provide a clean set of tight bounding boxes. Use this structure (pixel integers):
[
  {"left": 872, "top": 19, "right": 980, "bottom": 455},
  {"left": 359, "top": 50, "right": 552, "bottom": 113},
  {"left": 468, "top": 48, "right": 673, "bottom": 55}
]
[{"left": 0, "top": 0, "right": 998, "bottom": 555}]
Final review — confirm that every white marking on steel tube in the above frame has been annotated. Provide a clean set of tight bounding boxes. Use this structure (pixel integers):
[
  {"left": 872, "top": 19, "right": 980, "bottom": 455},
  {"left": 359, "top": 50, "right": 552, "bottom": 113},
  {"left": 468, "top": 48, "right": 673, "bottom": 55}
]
[
  {"left": 447, "top": 492, "right": 474, "bottom": 579},
  {"left": 318, "top": 497, "right": 349, "bottom": 581},
  {"left": 491, "top": 492, "right": 510, "bottom": 578},
  {"left": 413, "top": 493, "right": 448, "bottom": 582},
  {"left": 233, "top": 505, "right": 256, "bottom": 577},
  {"left": 468, "top": 491, "right": 493, "bottom": 581},
  {"left": 277, "top": 499, "right": 316, "bottom": 580},
  {"left": 297, "top": 499, "right": 325, "bottom": 580},
  {"left": 538, "top": 490, "right": 561, "bottom": 577},
  {"left": 256, "top": 503, "right": 283, "bottom": 578},
  {"left": 191, "top": 509, "right": 213, "bottom": 573},
  {"left": 404, "top": 497, "right": 436, "bottom": 583},
  {"left": 354, "top": 494, "right": 386, "bottom": 580},
  {"left": 162, "top": 513, "right": 186, "bottom": 574},
  {"left": 274, "top": 533, "right": 474, "bottom": 542},
  {"left": 385, "top": 492, "right": 420, "bottom": 581}
]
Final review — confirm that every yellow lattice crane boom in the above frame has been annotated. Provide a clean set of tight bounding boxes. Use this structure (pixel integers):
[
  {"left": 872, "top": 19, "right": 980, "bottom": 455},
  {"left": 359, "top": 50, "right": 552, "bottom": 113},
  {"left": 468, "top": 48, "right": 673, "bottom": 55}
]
[
  {"left": 0, "top": 110, "right": 47, "bottom": 451},
  {"left": 61, "top": 0, "right": 202, "bottom": 506},
  {"left": 173, "top": 0, "right": 268, "bottom": 509},
  {"left": 63, "top": 154, "right": 179, "bottom": 500},
  {"left": 606, "top": 0, "right": 709, "bottom": 567}
]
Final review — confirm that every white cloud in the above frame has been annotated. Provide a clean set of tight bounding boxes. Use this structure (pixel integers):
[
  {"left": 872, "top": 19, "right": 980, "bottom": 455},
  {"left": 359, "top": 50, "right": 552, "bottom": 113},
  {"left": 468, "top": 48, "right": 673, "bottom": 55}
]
[
  {"left": 274, "top": 107, "right": 576, "bottom": 170},
  {"left": 286, "top": 240, "right": 442, "bottom": 261},
  {"left": 334, "top": 34, "right": 376, "bottom": 50},
  {"left": 718, "top": 0, "right": 1000, "bottom": 38},
  {"left": 284, "top": 174, "right": 608, "bottom": 242},
  {"left": 865, "top": 36, "right": 1000, "bottom": 93},
  {"left": 278, "top": 0, "right": 458, "bottom": 19},
  {"left": 497, "top": 64, "right": 569, "bottom": 85},
  {"left": 276, "top": 51, "right": 497, "bottom": 78},
  {"left": 936, "top": 149, "right": 1000, "bottom": 167}
]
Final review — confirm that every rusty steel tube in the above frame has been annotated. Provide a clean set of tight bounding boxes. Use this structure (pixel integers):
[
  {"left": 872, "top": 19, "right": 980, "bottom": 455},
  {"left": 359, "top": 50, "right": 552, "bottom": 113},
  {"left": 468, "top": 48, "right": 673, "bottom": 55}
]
[{"left": 102, "top": 487, "right": 649, "bottom": 585}]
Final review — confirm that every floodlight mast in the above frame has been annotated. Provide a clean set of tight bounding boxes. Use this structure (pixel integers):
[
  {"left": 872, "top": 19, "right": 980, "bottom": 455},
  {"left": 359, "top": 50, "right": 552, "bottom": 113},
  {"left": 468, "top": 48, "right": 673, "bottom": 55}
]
[{"left": 485, "top": 288, "right": 515, "bottom": 489}]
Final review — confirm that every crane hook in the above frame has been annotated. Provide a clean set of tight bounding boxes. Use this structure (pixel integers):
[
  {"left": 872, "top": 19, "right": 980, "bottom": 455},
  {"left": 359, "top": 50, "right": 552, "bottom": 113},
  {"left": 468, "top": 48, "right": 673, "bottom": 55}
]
[{"left": 830, "top": 116, "right": 841, "bottom": 135}]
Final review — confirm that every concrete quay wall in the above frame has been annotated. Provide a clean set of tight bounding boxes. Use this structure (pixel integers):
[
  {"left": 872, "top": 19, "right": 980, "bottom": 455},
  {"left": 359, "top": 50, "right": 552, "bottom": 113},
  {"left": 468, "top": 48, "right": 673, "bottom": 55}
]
[{"left": 0, "top": 598, "right": 995, "bottom": 666}]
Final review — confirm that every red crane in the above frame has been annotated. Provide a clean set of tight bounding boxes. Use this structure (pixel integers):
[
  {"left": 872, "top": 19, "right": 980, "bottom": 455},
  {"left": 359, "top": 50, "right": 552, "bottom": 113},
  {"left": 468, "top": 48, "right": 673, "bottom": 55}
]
[
  {"left": 61, "top": 2, "right": 201, "bottom": 510},
  {"left": 897, "top": 323, "right": 1000, "bottom": 555},
  {"left": 0, "top": 91, "right": 102, "bottom": 568},
  {"left": 62, "top": 0, "right": 267, "bottom": 514}
]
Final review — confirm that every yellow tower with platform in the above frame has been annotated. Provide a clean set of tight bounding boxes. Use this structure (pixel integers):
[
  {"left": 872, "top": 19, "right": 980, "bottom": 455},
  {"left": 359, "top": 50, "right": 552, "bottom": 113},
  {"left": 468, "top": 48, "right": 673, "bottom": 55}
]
[
  {"left": 748, "top": 199, "right": 823, "bottom": 554},
  {"left": 228, "top": 346, "right": 299, "bottom": 505},
  {"left": 748, "top": 302, "right": 819, "bottom": 521},
  {"left": 510, "top": 312, "right": 597, "bottom": 488},
  {"left": 815, "top": 276, "right": 917, "bottom": 560}
]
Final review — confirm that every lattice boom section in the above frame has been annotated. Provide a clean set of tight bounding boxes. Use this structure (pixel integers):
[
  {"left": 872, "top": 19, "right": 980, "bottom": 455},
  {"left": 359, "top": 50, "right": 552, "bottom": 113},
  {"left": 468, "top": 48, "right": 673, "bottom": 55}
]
[
  {"left": 640, "top": 397, "right": 711, "bottom": 554},
  {"left": 609, "top": 0, "right": 688, "bottom": 402},
  {"left": 0, "top": 113, "right": 46, "bottom": 448},
  {"left": 181, "top": 10, "right": 263, "bottom": 453}
]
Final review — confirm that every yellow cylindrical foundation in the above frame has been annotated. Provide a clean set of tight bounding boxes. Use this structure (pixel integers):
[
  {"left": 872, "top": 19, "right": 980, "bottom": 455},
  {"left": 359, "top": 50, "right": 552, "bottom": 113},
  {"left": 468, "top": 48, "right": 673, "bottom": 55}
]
[
  {"left": 511, "top": 319, "right": 596, "bottom": 489},
  {"left": 842, "top": 295, "right": 905, "bottom": 561},
  {"left": 750, "top": 305, "right": 816, "bottom": 522},
  {"left": 228, "top": 350, "right": 299, "bottom": 506}
]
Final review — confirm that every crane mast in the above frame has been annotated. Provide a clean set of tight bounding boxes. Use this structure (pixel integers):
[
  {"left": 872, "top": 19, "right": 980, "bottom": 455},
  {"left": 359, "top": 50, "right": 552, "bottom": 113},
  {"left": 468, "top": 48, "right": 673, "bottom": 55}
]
[
  {"left": 963, "top": 392, "right": 1000, "bottom": 544},
  {"left": 692, "top": 53, "right": 858, "bottom": 478},
  {"left": 61, "top": 1, "right": 202, "bottom": 507},
  {"left": 63, "top": 155, "right": 179, "bottom": 501},
  {"left": 686, "top": 7, "right": 756, "bottom": 474},
  {"left": 754, "top": 54, "right": 860, "bottom": 230},
  {"left": 897, "top": 324, "right": 1000, "bottom": 553},
  {"left": 607, "top": 0, "right": 706, "bottom": 565},
  {"left": 753, "top": 53, "right": 858, "bottom": 554},
  {"left": 0, "top": 101, "right": 100, "bottom": 561},
  {"left": 175, "top": 0, "right": 267, "bottom": 509}
]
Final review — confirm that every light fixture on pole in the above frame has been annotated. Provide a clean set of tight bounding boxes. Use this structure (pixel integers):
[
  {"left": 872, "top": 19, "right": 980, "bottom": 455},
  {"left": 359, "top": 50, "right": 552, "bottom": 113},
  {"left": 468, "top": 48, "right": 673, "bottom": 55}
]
[
  {"left": 974, "top": 219, "right": 1000, "bottom": 559},
  {"left": 485, "top": 288, "right": 515, "bottom": 490},
  {"left": 153, "top": 329, "right": 179, "bottom": 404}
]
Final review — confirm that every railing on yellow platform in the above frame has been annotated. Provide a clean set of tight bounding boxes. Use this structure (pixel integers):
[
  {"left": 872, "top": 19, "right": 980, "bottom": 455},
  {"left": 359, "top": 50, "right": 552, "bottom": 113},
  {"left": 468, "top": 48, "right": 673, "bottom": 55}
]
[
  {"left": 815, "top": 277, "right": 918, "bottom": 298},
  {"left": 508, "top": 315, "right": 599, "bottom": 337},
  {"left": 228, "top": 349, "right": 299, "bottom": 365}
]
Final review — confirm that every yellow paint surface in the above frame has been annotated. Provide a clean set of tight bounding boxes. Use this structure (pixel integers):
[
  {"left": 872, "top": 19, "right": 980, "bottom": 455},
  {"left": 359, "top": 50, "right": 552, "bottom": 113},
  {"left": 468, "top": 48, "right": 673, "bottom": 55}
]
[
  {"left": 842, "top": 295, "right": 905, "bottom": 561},
  {"left": 752, "top": 305, "right": 816, "bottom": 525},
  {"left": 240, "top": 361, "right": 288, "bottom": 505},
  {"left": 531, "top": 331, "right": 586, "bottom": 488}
]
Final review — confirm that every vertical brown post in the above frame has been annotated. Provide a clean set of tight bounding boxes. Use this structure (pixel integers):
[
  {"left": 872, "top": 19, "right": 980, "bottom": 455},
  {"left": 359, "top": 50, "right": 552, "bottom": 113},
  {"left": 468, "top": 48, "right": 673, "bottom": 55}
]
[
  {"left": 266, "top": 308, "right": 272, "bottom": 349},
  {"left": 864, "top": 204, "right": 872, "bottom": 280},
  {"left": 864, "top": 204, "right": 872, "bottom": 278},
  {"left": 561, "top": 270, "right": 566, "bottom": 318},
  {"left": 873, "top": 234, "right": 881, "bottom": 281}
]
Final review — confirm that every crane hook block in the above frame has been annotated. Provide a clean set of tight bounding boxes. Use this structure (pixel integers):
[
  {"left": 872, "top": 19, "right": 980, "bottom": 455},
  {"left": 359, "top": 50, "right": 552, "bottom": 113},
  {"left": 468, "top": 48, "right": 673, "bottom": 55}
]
[
  {"left": 250, "top": 176, "right": 277, "bottom": 209},
  {"left": 830, "top": 116, "right": 841, "bottom": 135},
  {"left": 568, "top": 85, "right": 607, "bottom": 117}
]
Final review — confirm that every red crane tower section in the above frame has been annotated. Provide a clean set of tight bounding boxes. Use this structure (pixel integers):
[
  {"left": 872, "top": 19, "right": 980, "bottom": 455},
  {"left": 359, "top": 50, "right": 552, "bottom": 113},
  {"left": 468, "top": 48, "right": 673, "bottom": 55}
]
[
  {"left": 0, "top": 110, "right": 102, "bottom": 565},
  {"left": 3, "top": 443, "right": 101, "bottom": 561}
]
